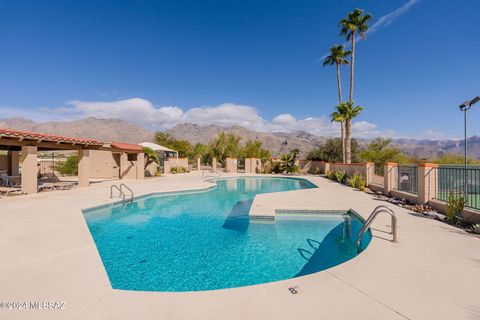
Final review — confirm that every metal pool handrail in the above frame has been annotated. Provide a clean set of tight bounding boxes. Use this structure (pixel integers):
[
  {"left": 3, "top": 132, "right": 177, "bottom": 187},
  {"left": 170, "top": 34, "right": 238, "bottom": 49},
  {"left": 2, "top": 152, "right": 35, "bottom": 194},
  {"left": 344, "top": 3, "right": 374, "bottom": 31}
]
[{"left": 357, "top": 205, "right": 397, "bottom": 249}]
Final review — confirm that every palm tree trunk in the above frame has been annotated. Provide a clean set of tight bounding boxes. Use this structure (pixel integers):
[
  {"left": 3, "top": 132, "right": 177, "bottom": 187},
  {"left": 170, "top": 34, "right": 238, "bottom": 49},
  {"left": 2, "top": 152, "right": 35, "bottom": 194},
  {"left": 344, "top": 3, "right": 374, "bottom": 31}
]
[
  {"left": 336, "top": 62, "right": 342, "bottom": 103},
  {"left": 349, "top": 34, "right": 355, "bottom": 102},
  {"left": 341, "top": 121, "right": 345, "bottom": 163},
  {"left": 336, "top": 62, "right": 345, "bottom": 163},
  {"left": 345, "top": 118, "right": 351, "bottom": 163}
]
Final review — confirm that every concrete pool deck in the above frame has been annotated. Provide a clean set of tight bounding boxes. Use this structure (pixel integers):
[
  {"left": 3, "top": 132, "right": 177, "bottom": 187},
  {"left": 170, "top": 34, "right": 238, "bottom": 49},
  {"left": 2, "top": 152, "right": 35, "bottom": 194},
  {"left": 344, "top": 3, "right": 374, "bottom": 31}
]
[{"left": 0, "top": 172, "right": 479, "bottom": 320}]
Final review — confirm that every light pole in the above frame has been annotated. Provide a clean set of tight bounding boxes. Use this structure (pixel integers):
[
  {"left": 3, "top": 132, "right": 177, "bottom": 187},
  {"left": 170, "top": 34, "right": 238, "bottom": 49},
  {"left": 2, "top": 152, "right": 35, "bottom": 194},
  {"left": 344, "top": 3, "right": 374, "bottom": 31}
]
[{"left": 458, "top": 96, "right": 480, "bottom": 198}]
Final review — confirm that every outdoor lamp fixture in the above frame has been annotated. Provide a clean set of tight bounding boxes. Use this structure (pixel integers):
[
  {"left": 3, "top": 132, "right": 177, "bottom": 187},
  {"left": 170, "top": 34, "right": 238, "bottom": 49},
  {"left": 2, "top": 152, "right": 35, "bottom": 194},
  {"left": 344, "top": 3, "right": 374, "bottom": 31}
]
[{"left": 458, "top": 96, "right": 480, "bottom": 197}]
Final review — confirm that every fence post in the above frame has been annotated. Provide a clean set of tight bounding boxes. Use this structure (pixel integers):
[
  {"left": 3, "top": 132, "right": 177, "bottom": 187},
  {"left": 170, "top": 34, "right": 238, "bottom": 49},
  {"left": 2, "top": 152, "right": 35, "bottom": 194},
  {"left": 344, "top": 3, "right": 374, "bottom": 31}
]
[
  {"left": 323, "top": 162, "right": 330, "bottom": 174},
  {"left": 418, "top": 163, "right": 439, "bottom": 204},
  {"left": 365, "top": 162, "right": 374, "bottom": 186},
  {"left": 197, "top": 157, "right": 201, "bottom": 171},
  {"left": 384, "top": 162, "right": 398, "bottom": 195},
  {"left": 212, "top": 158, "right": 217, "bottom": 171}
]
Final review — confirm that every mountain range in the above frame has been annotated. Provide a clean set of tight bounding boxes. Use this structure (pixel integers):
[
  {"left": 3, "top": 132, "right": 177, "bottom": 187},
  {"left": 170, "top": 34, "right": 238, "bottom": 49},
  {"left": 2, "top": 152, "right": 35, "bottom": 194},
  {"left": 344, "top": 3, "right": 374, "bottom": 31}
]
[{"left": 0, "top": 117, "right": 478, "bottom": 159}]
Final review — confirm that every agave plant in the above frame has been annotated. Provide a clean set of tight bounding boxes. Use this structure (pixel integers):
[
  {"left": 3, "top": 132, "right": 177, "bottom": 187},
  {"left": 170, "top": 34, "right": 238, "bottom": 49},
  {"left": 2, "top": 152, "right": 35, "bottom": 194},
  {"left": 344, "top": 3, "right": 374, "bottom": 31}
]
[
  {"left": 472, "top": 224, "right": 480, "bottom": 235},
  {"left": 334, "top": 171, "right": 347, "bottom": 184}
]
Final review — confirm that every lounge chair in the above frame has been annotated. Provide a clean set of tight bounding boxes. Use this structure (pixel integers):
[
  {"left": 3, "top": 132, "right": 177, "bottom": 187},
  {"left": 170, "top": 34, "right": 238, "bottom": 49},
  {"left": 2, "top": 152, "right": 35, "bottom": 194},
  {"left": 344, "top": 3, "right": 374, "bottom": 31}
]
[{"left": 0, "top": 186, "right": 22, "bottom": 198}]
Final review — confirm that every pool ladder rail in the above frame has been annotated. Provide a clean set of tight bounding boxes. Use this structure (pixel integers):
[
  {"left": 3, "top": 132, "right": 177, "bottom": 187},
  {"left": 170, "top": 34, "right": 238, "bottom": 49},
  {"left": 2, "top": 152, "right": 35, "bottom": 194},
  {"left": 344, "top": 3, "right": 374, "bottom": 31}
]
[
  {"left": 357, "top": 205, "right": 397, "bottom": 250},
  {"left": 110, "top": 183, "right": 134, "bottom": 205},
  {"left": 202, "top": 169, "right": 222, "bottom": 179}
]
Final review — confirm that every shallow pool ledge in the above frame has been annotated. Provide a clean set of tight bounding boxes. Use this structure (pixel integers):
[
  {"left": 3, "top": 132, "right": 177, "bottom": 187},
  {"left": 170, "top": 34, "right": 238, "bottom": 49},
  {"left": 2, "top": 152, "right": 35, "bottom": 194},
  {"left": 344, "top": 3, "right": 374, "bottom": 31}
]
[{"left": 249, "top": 190, "right": 352, "bottom": 220}]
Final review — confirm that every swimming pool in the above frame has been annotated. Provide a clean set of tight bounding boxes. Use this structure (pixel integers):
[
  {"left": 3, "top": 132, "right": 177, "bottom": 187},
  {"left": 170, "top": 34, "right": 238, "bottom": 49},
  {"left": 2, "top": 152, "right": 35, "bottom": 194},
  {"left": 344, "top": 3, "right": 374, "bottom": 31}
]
[{"left": 83, "top": 177, "right": 371, "bottom": 292}]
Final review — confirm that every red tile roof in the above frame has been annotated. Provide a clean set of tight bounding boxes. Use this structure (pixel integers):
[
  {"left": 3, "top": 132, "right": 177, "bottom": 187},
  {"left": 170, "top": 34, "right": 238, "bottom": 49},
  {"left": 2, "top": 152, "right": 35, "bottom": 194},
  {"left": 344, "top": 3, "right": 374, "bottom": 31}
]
[
  {"left": 110, "top": 141, "right": 143, "bottom": 152},
  {"left": 0, "top": 128, "right": 104, "bottom": 146}
]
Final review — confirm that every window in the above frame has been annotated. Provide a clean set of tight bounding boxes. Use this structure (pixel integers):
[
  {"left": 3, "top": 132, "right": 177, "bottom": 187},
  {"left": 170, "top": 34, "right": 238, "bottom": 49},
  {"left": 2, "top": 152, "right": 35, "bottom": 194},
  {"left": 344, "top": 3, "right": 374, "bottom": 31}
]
[{"left": 127, "top": 153, "right": 137, "bottom": 162}]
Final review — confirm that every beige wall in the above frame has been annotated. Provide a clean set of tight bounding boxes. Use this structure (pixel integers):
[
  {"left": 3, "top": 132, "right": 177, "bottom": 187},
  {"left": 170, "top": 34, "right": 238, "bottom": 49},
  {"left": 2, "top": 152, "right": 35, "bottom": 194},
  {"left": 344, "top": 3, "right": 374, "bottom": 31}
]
[
  {"left": 90, "top": 150, "right": 118, "bottom": 179},
  {"left": 145, "top": 161, "right": 158, "bottom": 177},
  {"left": 298, "top": 160, "right": 327, "bottom": 174},
  {"left": 329, "top": 163, "right": 368, "bottom": 178},
  {"left": 225, "top": 158, "right": 238, "bottom": 173},
  {"left": 90, "top": 150, "right": 144, "bottom": 180},
  {"left": 164, "top": 157, "right": 189, "bottom": 173},
  {"left": 245, "top": 158, "right": 262, "bottom": 174}
]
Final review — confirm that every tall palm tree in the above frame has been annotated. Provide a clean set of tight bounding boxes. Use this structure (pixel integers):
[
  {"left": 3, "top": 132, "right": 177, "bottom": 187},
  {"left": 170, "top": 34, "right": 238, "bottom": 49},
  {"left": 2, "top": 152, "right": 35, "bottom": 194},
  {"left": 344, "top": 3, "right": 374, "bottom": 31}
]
[
  {"left": 338, "top": 101, "right": 363, "bottom": 163},
  {"left": 323, "top": 45, "right": 351, "bottom": 103},
  {"left": 330, "top": 108, "right": 346, "bottom": 163},
  {"left": 340, "top": 8, "right": 372, "bottom": 101}
]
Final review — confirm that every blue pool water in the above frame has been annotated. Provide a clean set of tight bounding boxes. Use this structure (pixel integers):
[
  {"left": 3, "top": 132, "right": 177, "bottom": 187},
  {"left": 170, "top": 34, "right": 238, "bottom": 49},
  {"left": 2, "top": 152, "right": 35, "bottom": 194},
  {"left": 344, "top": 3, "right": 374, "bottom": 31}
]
[{"left": 84, "top": 177, "right": 371, "bottom": 292}]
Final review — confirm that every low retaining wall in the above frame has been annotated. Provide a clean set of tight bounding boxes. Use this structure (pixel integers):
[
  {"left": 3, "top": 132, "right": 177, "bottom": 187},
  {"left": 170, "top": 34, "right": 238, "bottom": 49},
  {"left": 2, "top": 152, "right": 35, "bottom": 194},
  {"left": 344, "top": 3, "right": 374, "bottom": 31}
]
[
  {"left": 164, "top": 157, "right": 189, "bottom": 173},
  {"left": 429, "top": 199, "right": 480, "bottom": 224},
  {"left": 298, "top": 160, "right": 327, "bottom": 174}
]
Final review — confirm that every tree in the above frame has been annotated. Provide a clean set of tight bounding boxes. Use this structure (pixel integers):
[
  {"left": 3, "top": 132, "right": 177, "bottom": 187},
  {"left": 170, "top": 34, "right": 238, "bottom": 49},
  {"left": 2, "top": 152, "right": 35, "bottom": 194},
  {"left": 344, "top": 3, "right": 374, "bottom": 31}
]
[
  {"left": 323, "top": 44, "right": 351, "bottom": 103},
  {"left": 208, "top": 132, "right": 242, "bottom": 165},
  {"left": 142, "top": 147, "right": 159, "bottom": 167},
  {"left": 154, "top": 131, "right": 192, "bottom": 157},
  {"left": 242, "top": 140, "right": 271, "bottom": 160},
  {"left": 330, "top": 107, "right": 346, "bottom": 163},
  {"left": 337, "top": 101, "right": 363, "bottom": 163},
  {"left": 280, "top": 149, "right": 300, "bottom": 174},
  {"left": 306, "top": 138, "right": 361, "bottom": 163},
  {"left": 340, "top": 8, "right": 372, "bottom": 101},
  {"left": 360, "top": 138, "right": 406, "bottom": 175}
]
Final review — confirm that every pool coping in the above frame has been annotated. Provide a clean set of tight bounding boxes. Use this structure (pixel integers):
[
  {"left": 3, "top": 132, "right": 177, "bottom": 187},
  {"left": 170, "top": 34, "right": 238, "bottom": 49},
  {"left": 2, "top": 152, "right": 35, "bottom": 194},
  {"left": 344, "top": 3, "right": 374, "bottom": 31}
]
[{"left": 1, "top": 172, "right": 479, "bottom": 320}]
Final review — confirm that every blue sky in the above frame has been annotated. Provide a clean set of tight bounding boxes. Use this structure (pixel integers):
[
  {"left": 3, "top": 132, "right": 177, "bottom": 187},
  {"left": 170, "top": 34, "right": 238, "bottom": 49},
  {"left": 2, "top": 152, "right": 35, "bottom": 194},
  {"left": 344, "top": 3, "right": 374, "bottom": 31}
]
[{"left": 0, "top": 0, "right": 479, "bottom": 139}]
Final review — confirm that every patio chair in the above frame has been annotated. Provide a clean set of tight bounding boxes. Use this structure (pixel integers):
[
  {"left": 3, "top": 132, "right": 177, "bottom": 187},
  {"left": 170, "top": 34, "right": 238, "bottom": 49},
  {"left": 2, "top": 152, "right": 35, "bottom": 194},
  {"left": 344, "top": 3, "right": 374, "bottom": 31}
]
[{"left": 0, "top": 186, "right": 22, "bottom": 198}]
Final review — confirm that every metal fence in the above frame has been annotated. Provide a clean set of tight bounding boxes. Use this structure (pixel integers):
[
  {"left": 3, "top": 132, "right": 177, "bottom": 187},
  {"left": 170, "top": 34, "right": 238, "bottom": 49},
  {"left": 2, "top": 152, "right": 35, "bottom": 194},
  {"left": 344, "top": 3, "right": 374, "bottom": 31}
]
[
  {"left": 396, "top": 165, "right": 418, "bottom": 194},
  {"left": 435, "top": 166, "right": 480, "bottom": 210}
]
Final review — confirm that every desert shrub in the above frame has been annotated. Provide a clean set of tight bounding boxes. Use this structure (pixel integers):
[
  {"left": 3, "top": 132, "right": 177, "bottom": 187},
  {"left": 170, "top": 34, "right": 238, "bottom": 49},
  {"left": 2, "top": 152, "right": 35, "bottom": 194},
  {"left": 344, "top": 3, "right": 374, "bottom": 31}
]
[
  {"left": 314, "top": 167, "right": 322, "bottom": 175},
  {"left": 271, "top": 161, "right": 282, "bottom": 174},
  {"left": 57, "top": 155, "right": 78, "bottom": 176},
  {"left": 326, "top": 170, "right": 336, "bottom": 180},
  {"left": 334, "top": 171, "right": 347, "bottom": 184},
  {"left": 447, "top": 191, "right": 465, "bottom": 224},
  {"left": 347, "top": 173, "right": 366, "bottom": 190},
  {"left": 170, "top": 166, "right": 189, "bottom": 174}
]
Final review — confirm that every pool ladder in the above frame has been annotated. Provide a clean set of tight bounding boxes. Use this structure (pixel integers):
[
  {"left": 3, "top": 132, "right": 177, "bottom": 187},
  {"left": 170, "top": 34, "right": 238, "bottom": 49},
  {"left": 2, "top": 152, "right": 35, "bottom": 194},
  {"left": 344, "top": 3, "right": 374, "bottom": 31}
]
[
  {"left": 357, "top": 205, "right": 397, "bottom": 250},
  {"left": 110, "top": 183, "right": 134, "bottom": 205},
  {"left": 202, "top": 169, "right": 222, "bottom": 179}
]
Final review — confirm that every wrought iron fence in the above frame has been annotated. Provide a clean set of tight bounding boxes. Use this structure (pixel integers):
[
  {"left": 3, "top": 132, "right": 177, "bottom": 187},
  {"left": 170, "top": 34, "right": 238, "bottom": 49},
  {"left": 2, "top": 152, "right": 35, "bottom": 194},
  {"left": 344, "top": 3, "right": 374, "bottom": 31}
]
[
  {"left": 396, "top": 165, "right": 418, "bottom": 194},
  {"left": 435, "top": 166, "right": 480, "bottom": 210}
]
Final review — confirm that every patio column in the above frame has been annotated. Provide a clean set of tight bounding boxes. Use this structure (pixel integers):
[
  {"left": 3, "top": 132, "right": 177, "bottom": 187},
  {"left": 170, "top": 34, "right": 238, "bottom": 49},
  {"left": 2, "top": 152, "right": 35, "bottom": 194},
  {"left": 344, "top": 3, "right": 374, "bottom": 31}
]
[
  {"left": 78, "top": 149, "right": 90, "bottom": 187},
  {"left": 136, "top": 152, "right": 145, "bottom": 180},
  {"left": 245, "top": 158, "right": 252, "bottom": 173},
  {"left": 383, "top": 162, "right": 398, "bottom": 196},
  {"left": 9, "top": 151, "right": 20, "bottom": 176},
  {"left": 197, "top": 157, "right": 201, "bottom": 171},
  {"left": 418, "top": 163, "right": 439, "bottom": 204},
  {"left": 21, "top": 146, "right": 38, "bottom": 194},
  {"left": 212, "top": 158, "right": 217, "bottom": 171}
]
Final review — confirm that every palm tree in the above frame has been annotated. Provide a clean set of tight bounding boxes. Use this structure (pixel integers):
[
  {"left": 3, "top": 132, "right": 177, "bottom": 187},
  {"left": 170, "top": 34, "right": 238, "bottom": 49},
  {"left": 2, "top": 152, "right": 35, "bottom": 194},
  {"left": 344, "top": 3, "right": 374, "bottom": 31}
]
[
  {"left": 340, "top": 8, "right": 372, "bottom": 101},
  {"left": 337, "top": 101, "right": 363, "bottom": 163},
  {"left": 330, "top": 108, "right": 346, "bottom": 163},
  {"left": 323, "top": 45, "right": 351, "bottom": 103}
]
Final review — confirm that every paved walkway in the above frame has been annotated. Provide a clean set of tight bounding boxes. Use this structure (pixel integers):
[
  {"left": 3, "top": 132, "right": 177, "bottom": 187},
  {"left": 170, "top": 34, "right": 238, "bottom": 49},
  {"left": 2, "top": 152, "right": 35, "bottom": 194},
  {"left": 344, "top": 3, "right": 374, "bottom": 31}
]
[{"left": 0, "top": 172, "right": 479, "bottom": 319}]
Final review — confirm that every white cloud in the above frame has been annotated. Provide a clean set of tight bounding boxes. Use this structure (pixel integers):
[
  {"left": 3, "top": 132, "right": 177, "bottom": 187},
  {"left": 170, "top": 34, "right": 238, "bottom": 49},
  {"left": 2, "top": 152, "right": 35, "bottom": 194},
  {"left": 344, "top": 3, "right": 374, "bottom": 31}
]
[
  {"left": 1, "top": 97, "right": 403, "bottom": 139},
  {"left": 367, "top": 0, "right": 419, "bottom": 36},
  {"left": 320, "top": 0, "right": 420, "bottom": 60}
]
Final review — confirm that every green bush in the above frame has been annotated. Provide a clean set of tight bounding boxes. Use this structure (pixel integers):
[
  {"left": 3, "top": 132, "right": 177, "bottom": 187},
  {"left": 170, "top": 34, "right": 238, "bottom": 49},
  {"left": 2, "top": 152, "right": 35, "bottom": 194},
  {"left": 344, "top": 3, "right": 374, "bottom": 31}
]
[
  {"left": 347, "top": 173, "right": 366, "bottom": 190},
  {"left": 447, "top": 191, "right": 465, "bottom": 224},
  {"left": 170, "top": 166, "right": 189, "bottom": 174},
  {"left": 334, "top": 171, "right": 347, "bottom": 184},
  {"left": 57, "top": 155, "right": 78, "bottom": 176}
]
